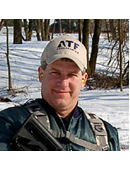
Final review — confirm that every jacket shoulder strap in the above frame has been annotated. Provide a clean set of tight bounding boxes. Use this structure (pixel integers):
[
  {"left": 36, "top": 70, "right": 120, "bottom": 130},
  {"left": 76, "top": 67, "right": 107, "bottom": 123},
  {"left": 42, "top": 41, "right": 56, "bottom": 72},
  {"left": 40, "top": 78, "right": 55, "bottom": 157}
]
[{"left": 85, "top": 111, "right": 109, "bottom": 151}]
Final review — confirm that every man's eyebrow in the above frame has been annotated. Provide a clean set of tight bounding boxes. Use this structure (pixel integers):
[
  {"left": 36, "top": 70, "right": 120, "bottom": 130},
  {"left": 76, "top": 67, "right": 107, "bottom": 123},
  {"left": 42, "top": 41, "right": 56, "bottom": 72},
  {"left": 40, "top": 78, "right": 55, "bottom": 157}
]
[
  {"left": 48, "top": 67, "right": 60, "bottom": 72},
  {"left": 49, "top": 67, "right": 58, "bottom": 70},
  {"left": 49, "top": 66, "right": 80, "bottom": 73}
]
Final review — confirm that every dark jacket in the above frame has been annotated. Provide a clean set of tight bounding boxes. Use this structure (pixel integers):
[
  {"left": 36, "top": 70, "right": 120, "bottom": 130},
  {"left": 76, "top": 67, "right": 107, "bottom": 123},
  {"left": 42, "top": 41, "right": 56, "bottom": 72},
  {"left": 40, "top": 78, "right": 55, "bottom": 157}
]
[{"left": 0, "top": 98, "right": 120, "bottom": 151}]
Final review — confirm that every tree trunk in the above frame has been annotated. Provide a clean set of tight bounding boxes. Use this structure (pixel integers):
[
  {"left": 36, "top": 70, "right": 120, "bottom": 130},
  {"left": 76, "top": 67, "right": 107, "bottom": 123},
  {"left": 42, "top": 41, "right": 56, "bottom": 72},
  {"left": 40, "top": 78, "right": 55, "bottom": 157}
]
[
  {"left": 51, "top": 19, "right": 56, "bottom": 39},
  {"left": 109, "top": 19, "right": 116, "bottom": 40},
  {"left": 0, "top": 19, "right": 6, "bottom": 31},
  {"left": 83, "top": 19, "right": 90, "bottom": 74},
  {"left": 118, "top": 19, "right": 123, "bottom": 91},
  {"left": 89, "top": 19, "right": 102, "bottom": 75},
  {"left": 34, "top": 19, "right": 41, "bottom": 41},
  {"left": 105, "top": 19, "right": 110, "bottom": 42},
  {"left": 68, "top": 19, "right": 71, "bottom": 33},
  {"left": 59, "top": 19, "right": 62, "bottom": 33},
  {"left": 28, "top": 19, "right": 33, "bottom": 41},
  {"left": 23, "top": 19, "right": 29, "bottom": 41},
  {"left": 6, "top": 23, "right": 12, "bottom": 90},
  {"left": 78, "top": 19, "right": 83, "bottom": 42},
  {"left": 47, "top": 20, "right": 50, "bottom": 40},
  {"left": 13, "top": 19, "right": 22, "bottom": 44},
  {"left": 44, "top": 19, "right": 50, "bottom": 40},
  {"left": 40, "top": 19, "right": 45, "bottom": 41}
]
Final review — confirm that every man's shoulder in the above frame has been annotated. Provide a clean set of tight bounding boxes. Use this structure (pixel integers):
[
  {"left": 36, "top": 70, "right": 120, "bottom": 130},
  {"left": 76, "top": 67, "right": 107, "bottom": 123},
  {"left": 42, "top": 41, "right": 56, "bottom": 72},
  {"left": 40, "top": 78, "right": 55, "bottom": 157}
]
[
  {"left": 78, "top": 106, "right": 119, "bottom": 139},
  {"left": 0, "top": 101, "right": 33, "bottom": 125},
  {"left": 78, "top": 107, "right": 118, "bottom": 132},
  {"left": 0, "top": 98, "right": 43, "bottom": 114},
  {"left": 78, "top": 107, "right": 120, "bottom": 150},
  {"left": 0, "top": 103, "right": 28, "bottom": 114},
  {"left": 102, "top": 119, "right": 118, "bottom": 137}
]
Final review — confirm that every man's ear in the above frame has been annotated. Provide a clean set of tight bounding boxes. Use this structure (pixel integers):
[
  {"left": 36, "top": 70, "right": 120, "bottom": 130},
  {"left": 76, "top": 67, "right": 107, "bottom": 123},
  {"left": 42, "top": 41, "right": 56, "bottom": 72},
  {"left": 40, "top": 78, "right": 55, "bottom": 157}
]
[
  {"left": 38, "top": 66, "right": 44, "bottom": 82},
  {"left": 81, "top": 73, "right": 88, "bottom": 88}
]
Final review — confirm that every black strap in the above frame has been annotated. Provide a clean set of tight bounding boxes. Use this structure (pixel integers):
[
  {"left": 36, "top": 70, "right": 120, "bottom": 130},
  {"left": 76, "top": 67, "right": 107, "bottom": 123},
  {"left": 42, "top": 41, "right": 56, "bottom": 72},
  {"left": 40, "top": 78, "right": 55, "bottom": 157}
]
[
  {"left": 24, "top": 100, "right": 50, "bottom": 129},
  {"left": 49, "top": 129, "right": 103, "bottom": 151}
]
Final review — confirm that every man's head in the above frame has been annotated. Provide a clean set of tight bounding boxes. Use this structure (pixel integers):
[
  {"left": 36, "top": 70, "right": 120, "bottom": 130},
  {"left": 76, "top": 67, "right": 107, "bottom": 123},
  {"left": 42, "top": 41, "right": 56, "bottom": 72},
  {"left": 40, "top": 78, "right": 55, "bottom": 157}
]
[
  {"left": 38, "top": 36, "right": 88, "bottom": 117},
  {"left": 41, "top": 35, "right": 87, "bottom": 74}
]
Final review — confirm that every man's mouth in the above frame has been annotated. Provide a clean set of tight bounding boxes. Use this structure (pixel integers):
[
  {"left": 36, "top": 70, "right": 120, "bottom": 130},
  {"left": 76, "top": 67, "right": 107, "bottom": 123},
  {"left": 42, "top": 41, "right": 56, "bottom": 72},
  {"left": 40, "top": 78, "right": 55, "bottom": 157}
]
[{"left": 53, "top": 89, "right": 70, "bottom": 94}]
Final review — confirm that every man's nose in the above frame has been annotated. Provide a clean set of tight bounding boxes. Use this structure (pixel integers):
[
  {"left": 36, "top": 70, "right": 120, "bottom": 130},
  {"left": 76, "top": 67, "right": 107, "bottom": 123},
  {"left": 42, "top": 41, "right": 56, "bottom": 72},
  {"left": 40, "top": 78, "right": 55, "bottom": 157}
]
[{"left": 58, "top": 76, "right": 69, "bottom": 87}]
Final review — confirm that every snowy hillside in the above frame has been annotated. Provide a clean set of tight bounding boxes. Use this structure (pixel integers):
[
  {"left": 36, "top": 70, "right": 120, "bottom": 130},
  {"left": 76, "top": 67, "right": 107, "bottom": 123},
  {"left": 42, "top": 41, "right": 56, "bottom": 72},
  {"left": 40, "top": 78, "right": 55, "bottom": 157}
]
[{"left": 0, "top": 27, "right": 129, "bottom": 150}]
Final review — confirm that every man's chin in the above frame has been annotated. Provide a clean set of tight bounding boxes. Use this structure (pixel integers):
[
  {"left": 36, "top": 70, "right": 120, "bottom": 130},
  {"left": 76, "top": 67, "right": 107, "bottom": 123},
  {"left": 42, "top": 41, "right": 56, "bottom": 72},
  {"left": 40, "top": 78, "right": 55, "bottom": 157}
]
[{"left": 54, "top": 100, "right": 68, "bottom": 107}]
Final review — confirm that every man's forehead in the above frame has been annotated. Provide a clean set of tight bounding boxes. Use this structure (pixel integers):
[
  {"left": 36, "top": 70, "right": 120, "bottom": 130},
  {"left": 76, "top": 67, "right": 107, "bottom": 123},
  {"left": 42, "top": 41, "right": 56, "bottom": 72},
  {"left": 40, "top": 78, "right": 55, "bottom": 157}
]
[{"left": 47, "top": 59, "right": 81, "bottom": 71}]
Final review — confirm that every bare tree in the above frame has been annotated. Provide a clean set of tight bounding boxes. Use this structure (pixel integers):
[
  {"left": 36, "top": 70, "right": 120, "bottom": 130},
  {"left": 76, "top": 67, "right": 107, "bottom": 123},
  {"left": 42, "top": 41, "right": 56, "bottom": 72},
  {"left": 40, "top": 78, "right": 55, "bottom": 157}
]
[
  {"left": 5, "top": 21, "right": 12, "bottom": 90},
  {"left": 44, "top": 19, "right": 50, "bottom": 40},
  {"left": 78, "top": 19, "right": 83, "bottom": 42},
  {"left": 28, "top": 19, "right": 33, "bottom": 41},
  {"left": 51, "top": 19, "right": 56, "bottom": 39},
  {"left": 23, "top": 19, "right": 29, "bottom": 41},
  {"left": 68, "top": 19, "right": 71, "bottom": 33},
  {"left": 118, "top": 19, "right": 123, "bottom": 91},
  {"left": 23, "top": 19, "right": 33, "bottom": 41},
  {"left": 89, "top": 19, "right": 102, "bottom": 75},
  {"left": 40, "top": 19, "right": 45, "bottom": 41},
  {"left": 104, "top": 19, "right": 111, "bottom": 42},
  {"left": 13, "top": 19, "right": 22, "bottom": 44},
  {"left": 34, "top": 19, "right": 41, "bottom": 41},
  {"left": 59, "top": 19, "right": 62, "bottom": 33},
  {"left": 106, "top": 19, "right": 129, "bottom": 87},
  {"left": 83, "top": 19, "right": 90, "bottom": 74},
  {"left": 0, "top": 19, "right": 6, "bottom": 31},
  {"left": 109, "top": 19, "right": 117, "bottom": 40}
]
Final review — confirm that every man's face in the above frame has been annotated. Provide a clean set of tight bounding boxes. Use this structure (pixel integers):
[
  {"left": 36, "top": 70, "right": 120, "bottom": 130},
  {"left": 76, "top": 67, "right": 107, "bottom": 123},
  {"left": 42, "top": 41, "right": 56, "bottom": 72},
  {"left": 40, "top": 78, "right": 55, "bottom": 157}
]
[{"left": 38, "top": 59, "right": 87, "bottom": 117}]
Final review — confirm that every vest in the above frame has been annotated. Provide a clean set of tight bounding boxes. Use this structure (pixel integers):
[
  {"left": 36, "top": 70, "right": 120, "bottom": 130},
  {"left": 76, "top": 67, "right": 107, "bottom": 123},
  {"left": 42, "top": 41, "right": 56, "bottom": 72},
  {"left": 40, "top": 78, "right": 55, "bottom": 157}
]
[{"left": 20, "top": 100, "right": 110, "bottom": 151}]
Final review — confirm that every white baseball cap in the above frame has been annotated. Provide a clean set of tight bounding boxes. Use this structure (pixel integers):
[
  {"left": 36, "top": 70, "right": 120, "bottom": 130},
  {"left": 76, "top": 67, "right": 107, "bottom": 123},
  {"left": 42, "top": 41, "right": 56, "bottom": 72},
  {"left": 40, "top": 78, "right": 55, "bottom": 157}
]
[{"left": 41, "top": 35, "right": 87, "bottom": 72}]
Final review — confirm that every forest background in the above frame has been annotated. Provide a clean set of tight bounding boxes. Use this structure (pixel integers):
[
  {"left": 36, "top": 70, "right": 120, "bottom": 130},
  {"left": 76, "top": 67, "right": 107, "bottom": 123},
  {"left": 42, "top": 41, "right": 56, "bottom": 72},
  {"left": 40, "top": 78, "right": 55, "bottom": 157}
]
[{"left": 0, "top": 19, "right": 129, "bottom": 93}]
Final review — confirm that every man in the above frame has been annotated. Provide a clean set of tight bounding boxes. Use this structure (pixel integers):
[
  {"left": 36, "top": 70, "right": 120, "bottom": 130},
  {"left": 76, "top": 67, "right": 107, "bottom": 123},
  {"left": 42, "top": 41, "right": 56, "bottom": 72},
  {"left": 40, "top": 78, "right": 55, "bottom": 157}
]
[{"left": 0, "top": 35, "right": 120, "bottom": 151}]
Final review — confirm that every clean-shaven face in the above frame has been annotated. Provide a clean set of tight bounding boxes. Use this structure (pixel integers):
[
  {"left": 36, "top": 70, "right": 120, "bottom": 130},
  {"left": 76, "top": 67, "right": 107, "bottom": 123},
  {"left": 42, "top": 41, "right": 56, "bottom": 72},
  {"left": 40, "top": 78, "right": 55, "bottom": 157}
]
[{"left": 39, "top": 59, "right": 87, "bottom": 117}]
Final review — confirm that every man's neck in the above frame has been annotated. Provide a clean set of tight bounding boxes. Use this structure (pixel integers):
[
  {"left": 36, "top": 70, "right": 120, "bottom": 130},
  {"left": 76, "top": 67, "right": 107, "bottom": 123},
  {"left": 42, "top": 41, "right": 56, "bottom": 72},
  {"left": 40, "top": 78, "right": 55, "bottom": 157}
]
[{"left": 56, "top": 109, "right": 73, "bottom": 118}]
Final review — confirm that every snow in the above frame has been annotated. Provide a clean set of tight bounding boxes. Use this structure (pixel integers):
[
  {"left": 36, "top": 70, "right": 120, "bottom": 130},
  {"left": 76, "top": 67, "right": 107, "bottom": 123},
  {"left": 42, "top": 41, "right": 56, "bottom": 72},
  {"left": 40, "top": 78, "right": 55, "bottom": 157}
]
[
  {"left": 79, "top": 87, "right": 129, "bottom": 150},
  {"left": 0, "top": 27, "right": 129, "bottom": 151}
]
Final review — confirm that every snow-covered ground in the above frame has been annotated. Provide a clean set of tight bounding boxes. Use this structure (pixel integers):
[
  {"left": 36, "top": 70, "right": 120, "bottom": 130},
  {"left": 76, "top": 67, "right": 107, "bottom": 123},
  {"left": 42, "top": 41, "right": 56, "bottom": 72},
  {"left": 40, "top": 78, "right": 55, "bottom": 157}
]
[{"left": 0, "top": 27, "right": 129, "bottom": 151}]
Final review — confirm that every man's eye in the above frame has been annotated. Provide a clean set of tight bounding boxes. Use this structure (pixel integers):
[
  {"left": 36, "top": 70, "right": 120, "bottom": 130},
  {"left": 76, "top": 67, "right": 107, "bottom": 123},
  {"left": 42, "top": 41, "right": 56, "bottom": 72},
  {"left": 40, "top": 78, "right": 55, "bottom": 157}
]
[
  {"left": 50, "top": 71, "right": 59, "bottom": 75},
  {"left": 68, "top": 73, "right": 77, "bottom": 77}
]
